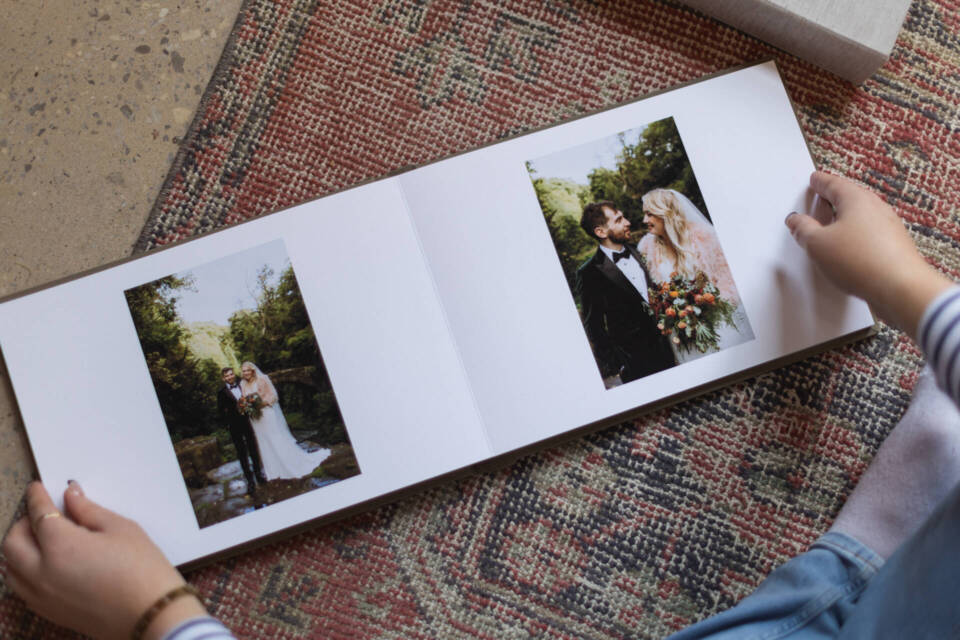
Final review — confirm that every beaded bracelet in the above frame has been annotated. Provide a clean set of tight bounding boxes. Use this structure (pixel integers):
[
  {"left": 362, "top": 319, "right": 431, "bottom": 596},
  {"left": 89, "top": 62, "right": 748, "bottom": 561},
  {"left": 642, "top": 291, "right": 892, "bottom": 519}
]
[{"left": 130, "top": 584, "right": 201, "bottom": 640}]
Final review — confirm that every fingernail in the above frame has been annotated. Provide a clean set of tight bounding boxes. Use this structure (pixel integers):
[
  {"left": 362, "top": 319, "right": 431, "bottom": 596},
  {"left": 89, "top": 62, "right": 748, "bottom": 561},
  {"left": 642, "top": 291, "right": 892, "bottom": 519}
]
[
  {"left": 67, "top": 480, "right": 83, "bottom": 497},
  {"left": 785, "top": 212, "right": 798, "bottom": 226}
]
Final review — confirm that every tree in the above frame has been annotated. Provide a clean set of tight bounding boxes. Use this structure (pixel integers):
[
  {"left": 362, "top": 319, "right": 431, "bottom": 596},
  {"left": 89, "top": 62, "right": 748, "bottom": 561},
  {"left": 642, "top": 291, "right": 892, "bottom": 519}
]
[
  {"left": 585, "top": 118, "right": 710, "bottom": 227},
  {"left": 528, "top": 163, "right": 595, "bottom": 295},
  {"left": 124, "top": 276, "right": 220, "bottom": 441},
  {"left": 587, "top": 166, "right": 636, "bottom": 221}
]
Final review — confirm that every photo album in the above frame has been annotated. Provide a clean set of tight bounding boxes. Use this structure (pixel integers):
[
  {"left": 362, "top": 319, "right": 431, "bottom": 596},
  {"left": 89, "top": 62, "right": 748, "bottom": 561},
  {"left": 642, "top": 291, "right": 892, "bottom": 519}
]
[{"left": 0, "top": 61, "right": 875, "bottom": 567}]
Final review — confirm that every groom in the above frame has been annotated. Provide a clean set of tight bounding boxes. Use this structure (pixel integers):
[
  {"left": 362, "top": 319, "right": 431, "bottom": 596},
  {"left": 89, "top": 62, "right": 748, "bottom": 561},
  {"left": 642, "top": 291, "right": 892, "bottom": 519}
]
[
  {"left": 576, "top": 200, "right": 677, "bottom": 383},
  {"left": 217, "top": 367, "right": 267, "bottom": 492}
]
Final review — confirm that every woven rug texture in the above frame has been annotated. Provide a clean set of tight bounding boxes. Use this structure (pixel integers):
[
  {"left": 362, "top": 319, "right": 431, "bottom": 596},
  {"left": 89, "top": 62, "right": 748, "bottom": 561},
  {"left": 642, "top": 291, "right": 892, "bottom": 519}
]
[{"left": 3, "top": 0, "right": 959, "bottom": 637}]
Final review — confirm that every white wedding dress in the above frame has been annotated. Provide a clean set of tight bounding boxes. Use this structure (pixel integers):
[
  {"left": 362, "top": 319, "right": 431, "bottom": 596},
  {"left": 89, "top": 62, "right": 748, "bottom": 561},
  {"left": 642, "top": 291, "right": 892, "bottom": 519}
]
[
  {"left": 638, "top": 191, "right": 754, "bottom": 364},
  {"left": 241, "top": 365, "right": 330, "bottom": 481}
]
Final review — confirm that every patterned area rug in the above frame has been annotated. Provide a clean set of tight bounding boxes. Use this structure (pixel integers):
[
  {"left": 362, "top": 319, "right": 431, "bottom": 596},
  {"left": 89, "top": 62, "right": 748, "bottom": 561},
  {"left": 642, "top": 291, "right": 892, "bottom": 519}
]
[{"left": 3, "top": 0, "right": 959, "bottom": 637}]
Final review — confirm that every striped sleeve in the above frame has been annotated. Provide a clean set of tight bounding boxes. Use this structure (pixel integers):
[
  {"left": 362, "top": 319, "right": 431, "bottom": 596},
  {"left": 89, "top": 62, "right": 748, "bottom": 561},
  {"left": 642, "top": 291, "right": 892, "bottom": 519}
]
[
  {"left": 918, "top": 285, "right": 960, "bottom": 406},
  {"left": 160, "top": 616, "right": 237, "bottom": 640}
]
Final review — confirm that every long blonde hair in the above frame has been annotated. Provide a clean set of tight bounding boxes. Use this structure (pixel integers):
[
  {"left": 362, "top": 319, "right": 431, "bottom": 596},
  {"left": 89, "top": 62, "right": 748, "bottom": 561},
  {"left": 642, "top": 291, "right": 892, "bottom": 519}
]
[
  {"left": 240, "top": 361, "right": 278, "bottom": 404},
  {"left": 641, "top": 189, "right": 696, "bottom": 276}
]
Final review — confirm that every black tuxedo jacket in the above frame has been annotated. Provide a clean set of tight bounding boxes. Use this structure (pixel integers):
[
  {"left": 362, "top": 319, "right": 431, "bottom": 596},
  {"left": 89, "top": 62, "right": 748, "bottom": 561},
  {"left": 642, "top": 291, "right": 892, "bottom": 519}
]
[
  {"left": 575, "top": 244, "right": 677, "bottom": 382},
  {"left": 217, "top": 385, "right": 249, "bottom": 431}
]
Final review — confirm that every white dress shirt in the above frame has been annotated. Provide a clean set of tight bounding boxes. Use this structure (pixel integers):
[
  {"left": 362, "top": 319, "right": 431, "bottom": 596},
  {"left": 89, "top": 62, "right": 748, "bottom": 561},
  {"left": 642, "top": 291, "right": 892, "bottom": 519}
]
[{"left": 599, "top": 244, "right": 650, "bottom": 303}]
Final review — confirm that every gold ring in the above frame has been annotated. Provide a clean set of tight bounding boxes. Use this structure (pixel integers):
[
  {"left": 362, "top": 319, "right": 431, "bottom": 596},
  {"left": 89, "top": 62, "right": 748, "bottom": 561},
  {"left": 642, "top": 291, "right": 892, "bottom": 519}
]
[{"left": 32, "top": 511, "right": 62, "bottom": 532}]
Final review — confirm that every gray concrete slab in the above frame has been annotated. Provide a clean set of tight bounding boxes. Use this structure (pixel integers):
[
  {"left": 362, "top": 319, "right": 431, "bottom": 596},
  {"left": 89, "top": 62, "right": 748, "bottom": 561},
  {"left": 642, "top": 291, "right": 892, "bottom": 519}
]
[{"left": 0, "top": 0, "right": 243, "bottom": 530}]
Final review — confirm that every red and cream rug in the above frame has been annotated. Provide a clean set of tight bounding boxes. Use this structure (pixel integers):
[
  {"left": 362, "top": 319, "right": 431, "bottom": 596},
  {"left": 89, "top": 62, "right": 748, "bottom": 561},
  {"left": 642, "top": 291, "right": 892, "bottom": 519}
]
[{"left": 5, "top": 0, "right": 960, "bottom": 637}]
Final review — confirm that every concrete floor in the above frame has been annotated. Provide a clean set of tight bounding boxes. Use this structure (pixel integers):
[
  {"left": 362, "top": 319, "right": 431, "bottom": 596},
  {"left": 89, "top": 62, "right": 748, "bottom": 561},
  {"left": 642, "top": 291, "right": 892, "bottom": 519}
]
[{"left": 0, "top": 0, "right": 244, "bottom": 529}]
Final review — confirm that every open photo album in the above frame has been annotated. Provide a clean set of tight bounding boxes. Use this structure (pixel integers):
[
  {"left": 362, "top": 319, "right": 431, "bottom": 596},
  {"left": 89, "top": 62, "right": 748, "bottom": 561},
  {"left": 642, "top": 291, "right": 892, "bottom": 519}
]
[{"left": 0, "top": 61, "right": 875, "bottom": 567}]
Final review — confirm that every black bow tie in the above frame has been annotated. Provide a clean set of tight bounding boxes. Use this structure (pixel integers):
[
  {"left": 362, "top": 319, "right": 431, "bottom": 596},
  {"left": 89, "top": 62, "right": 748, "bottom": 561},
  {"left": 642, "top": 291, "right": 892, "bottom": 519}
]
[
  {"left": 229, "top": 383, "right": 240, "bottom": 389},
  {"left": 613, "top": 249, "right": 631, "bottom": 263}
]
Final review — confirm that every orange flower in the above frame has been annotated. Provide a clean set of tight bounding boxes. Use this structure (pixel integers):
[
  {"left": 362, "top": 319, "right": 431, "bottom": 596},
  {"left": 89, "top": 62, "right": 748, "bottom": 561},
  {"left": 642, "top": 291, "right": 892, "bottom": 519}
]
[
  {"left": 703, "top": 293, "right": 715, "bottom": 304},
  {"left": 694, "top": 294, "right": 703, "bottom": 304},
  {"left": 669, "top": 291, "right": 679, "bottom": 298},
  {"left": 679, "top": 310, "right": 687, "bottom": 318},
  {"left": 666, "top": 308, "right": 677, "bottom": 317},
  {"left": 677, "top": 321, "right": 687, "bottom": 329}
]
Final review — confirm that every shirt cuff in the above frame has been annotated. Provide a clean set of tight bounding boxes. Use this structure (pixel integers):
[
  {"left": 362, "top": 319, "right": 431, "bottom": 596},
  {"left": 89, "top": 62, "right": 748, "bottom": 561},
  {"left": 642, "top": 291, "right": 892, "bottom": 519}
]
[
  {"left": 917, "top": 285, "right": 960, "bottom": 398},
  {"left": 159, "top": 615, "right": 235, "bottom": 640}
]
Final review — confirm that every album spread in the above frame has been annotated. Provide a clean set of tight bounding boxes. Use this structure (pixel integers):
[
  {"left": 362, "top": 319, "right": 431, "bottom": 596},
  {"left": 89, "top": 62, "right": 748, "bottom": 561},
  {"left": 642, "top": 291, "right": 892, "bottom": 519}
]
[{"left": 0, "top": 61, "right": 876, "bottom": 567}]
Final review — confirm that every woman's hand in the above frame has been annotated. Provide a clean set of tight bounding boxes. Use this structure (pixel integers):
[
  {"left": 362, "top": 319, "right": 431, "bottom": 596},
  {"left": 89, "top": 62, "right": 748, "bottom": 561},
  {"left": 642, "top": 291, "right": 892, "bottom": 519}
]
[
  {"left": 786, "top": 171, "right": 953, "bottom": 337},
  {"left": 2, "top": 482, "right": 207, "bottom": 640}
]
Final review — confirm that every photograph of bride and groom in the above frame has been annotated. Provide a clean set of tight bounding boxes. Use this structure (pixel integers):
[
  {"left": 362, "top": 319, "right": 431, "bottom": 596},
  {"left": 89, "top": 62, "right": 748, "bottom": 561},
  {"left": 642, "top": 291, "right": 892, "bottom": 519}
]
[
  {"left": 528, "top": 116, "right": 754, "bottom": 389},
  {"left": 125, "top": 240, "right": 360, "bottom": 528}
]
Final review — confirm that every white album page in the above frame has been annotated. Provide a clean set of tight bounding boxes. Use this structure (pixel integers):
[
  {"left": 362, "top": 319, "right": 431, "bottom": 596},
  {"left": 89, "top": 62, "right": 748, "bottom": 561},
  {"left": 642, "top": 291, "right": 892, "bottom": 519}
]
[
  {"left": 400, "top": 61, "right": 875, "bottom": 454},
  {"left": 0, "top": 179, "right": 489, "bottom": 566}
]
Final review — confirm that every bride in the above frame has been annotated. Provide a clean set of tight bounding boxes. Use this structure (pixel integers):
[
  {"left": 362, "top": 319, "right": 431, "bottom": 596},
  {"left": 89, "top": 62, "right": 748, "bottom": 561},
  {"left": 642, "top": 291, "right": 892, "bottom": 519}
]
[
  {"left": 637, "top": 188, "right": 754, "bottom": 362},
  {"left": 239, "top": 361, "right": 331, "bottom": 481}
]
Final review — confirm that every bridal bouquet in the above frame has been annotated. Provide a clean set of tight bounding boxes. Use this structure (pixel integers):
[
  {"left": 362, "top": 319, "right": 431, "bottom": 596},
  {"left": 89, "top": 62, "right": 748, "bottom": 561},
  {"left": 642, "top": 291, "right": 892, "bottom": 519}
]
[
  {"left": 238, "top": 393, "right": 263, "bottom": 420},
  {"left": 648, "top": 272, "right": 736, "bottom": 353}
]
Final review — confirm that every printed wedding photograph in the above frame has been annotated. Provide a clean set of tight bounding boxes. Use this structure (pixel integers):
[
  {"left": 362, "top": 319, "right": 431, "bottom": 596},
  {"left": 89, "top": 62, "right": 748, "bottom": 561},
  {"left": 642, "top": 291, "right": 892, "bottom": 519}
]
[
  {"left": 527, "top": 117, "right": 754, "bottom": 389},
  {"left": 125, "top": 240, "right": 360, "bottom": 528}
]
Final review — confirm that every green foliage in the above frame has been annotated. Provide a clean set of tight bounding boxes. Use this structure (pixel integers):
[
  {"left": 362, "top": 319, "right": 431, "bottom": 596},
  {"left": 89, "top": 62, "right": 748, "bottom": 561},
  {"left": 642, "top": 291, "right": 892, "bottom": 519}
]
[
  {"left": 615, "top": 119, "right": 708, "bottom": 219},
  {"left": 229, "top": 266, "right": 321, "bottom": 373},
  {"left": 284, "top": 411, "right": 306, "bottom": 433},
  {"left": 530, "top": 117, "right": 710, "bottom": 298},
  {"left": 185, "top": 322, "right": 239, "bottom": 371},
  {"left": 211, "top": 427, "right": 237, "bottom": 463},
  {"left": 528, "top": 163, "right": 596, "bottom": 296},
  {"left": 124, "top": 276, "right": 221, "bottom": 441},
  {"left": 534, "top": 177, "right": 589, "bottom": 220},
  {"left": 587, "top": 166, "right": 632, "bottom": 216}
]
